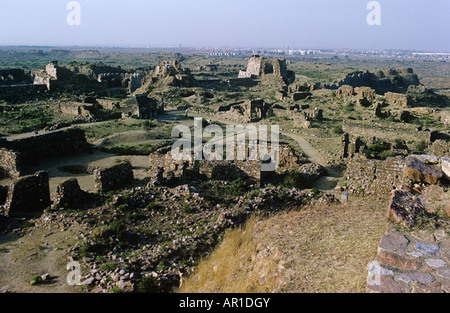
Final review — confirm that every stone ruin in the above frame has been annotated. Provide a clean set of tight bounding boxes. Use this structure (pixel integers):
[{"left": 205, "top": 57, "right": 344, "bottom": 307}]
[
  {"left": 238, "top": 55, "right": 295, "bottom": 85},
  {"left": 217, "top": 99, "right": 272, "bottom": 123},
  {"left": 53, "top": 178, "right": 96, "bottom": 210},
  {"left": 147, "top": 140, "right": 306, "bottom": 188},
  {"left": 340, "top": 152, "right": 450, "bottom": 196},
  {"left": 1, "top": 171, "right": 51, "bottom": 216},
  {"left": 32, "top": 61, "right": 142, "bottom": 94},
  {"left": 384, "top": 92, "right": 410, "bottom": 107},
  {"left": 330, "top": 67, "right": 421, "bottom": 94},
  {"left": 336, "top": 85, "right": 377, "bottom": 107},
  {"left": 138, "top": 60, "right": 194, "bottom": 92},
  {"left": 0, "top": 127, "right": 89, "bottom": 179},
  {"left": 93, "top": 162, "right": 134, "bottom": 193},
  {"left": 119, "top": 94, "right": 162, "bottom": 119},
  {"left": 0, "top": 68, "right": 47, "bottom": 102}
]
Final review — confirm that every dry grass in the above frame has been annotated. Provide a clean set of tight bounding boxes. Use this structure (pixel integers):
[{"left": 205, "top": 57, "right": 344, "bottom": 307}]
[{"left": 179, "top": 196, "right": 389, "bottom": 293}]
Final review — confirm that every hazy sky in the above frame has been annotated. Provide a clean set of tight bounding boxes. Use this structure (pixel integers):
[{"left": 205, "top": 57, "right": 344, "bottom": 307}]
[{"left": 0, "top": 0, "right": 449, "bottom": 51}]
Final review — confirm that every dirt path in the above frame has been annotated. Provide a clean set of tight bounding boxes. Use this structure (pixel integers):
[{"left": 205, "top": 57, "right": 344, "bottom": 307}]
[{"left": 0, "top": 227, "right": 83, "bottom": 293}]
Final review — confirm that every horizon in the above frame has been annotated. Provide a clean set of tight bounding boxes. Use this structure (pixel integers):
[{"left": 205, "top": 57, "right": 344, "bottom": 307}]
[{"left": 0, "top": 0, "right": 449, "bottom": 53}]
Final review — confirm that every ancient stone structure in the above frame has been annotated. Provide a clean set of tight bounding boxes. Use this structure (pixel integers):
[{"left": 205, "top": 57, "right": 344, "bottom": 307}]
[
  {"left": 238, "top": 55, "right": 295, "bottom": 85},
  {"left": 53, "top": 178, "right": 92, "bottom": 209},
  {"left": 0, "top": 68, "right": 29, "bottom": 85},
  {"left": 93, "top": 162, "right": 134, "bottom": 193},
  {"left": 3, "top": 171, "right": 51, "bottom": 216},
  {"left": 385, "top": 92, "right": 410, "bottom": 107},
  {"left": 341, "top": 156, "right": 406, "bottom": 195},
  {"left": 147, "top": 141, "right": 303, "bottom": 187},
  {"left": 367, "top": 227, "right": 450, "bottom": 293},
  {"left": 342, "top": 120, "right": 431, "bottom": 143},
  {"left": 128, "top": 73, "right": 142, "bottom": 93},
  {"left": 336, "top": 85, "right": 377, "bottom": 106},
  {"left": 0, "top": 84, "right": 48, "bottom": 101},
  {"left": 0, "top": 127, "right": 89, "bottom": 178},
  {"left": 331, "top": 68, "right": 420, "bottom": 94},
  {"left": 138, "top": 60, "right": 194, "bottom": 91},
  {"left": 217, "top": 99, "right": 272, "bottom": 123},
  {"left": 119, "top": 94, "right": 161, "bottom": 119}
]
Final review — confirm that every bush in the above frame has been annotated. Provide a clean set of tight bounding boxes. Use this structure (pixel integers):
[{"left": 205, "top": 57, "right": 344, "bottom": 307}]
[
  {"left": 415, "top": 140, "right": 428, "bottom": 153},
  {"left": 136, "top": 276, "right": 159, "bottom": 293},
  {"left": 393, "top": 139, "right": 407, "bottom": 150},
  {"left": 363, "top": 139, "right": 391, "bottom": 160},
  {"left": 225, "top": 178, "right": 249, "bottom": 196},
  {"left": 280, "top": 171, "right": 307, "bottom": 189},
  {"left": 332, "top": 125, "right": 344, "bottom": 135}
]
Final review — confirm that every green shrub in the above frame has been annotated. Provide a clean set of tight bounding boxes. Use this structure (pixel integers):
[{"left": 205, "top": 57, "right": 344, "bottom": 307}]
[
  {"left": 363, "top": 139, "right": 391, "bottom": 160},
  {"left": 415, "top": 140, "right": 428, "bottom": 153},
  {"left": 136, "top": 276, "right": 159, "bottom": 293},
  {"left": 280, "top": 171, "right": 307, "bottom": 189},
  {"left": 225, "top": 178, "right": 249, "bottom": 196},
  {"left": 332, "top": 125, "right": 344, "bottom": 135}
]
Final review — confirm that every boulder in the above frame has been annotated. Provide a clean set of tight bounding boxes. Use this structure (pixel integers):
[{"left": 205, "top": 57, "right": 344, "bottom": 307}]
[
  {"left": 387, "top": 189, "right": 428, "bottom": 229},
  {"left": 442, "top": 157, "right": 450, "bottom": 181},
  {"left": 403, "top": 156, "right": 442, "bottom": 185}
]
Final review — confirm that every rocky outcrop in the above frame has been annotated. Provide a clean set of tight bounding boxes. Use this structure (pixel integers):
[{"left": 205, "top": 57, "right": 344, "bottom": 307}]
[
  {"left": 386, "top": 189, "right": 429, "bottom": 229},
  {"left": 403, "top": 156, "right": 443, "bottom": 185}
]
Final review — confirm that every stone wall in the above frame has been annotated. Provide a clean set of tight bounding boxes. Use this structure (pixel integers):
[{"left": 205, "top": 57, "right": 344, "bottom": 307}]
[
  {"left": 59, "top": 102, "right": 96, "bottom": 118},
  {"left": 385, "top": 92, "right": 410, "bottom": 107},
  {"left": 147, "top": 142, "right": 303, "bottom": 187},
  {"left": 3, "top": 171, "right": 51, "bottom": 216},
  {"left": 0, "top": 149, "right": 21, "bottom": 178},
  {"left": 93, "top": 162, "right": 134, "bottom": 193},
  {"left": 342, "top": 156, "right": 406, "bottom": 195},
  {"left": 0, "top": 127, "right": 89, "bottom": 178},
  {"left": 343, "top": 120, "right": 431, "bottom": 143},
  {"left": 238, "top": 55, "right": 295, "bottom": 85},
  {"left": 367, "top": 227, "right": 450, "bottom": 293},
  {"left": 0, "top": 84, "right": 48, "bottom": 101}
]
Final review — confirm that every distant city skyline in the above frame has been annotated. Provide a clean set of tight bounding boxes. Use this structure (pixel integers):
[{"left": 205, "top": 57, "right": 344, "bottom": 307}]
[{"left": 0, "top": 0, "right": 449, "bottom": 52}]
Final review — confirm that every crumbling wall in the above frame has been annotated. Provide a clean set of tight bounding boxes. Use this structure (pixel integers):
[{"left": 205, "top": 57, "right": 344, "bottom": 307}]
[
  {"left": 3, "top": 171, "right": 51, "bottom": 216},
  {"left": 0, "top": 149, "right": 21, "bottom": 178},
  {"left": 0, "top": 127, "right": 89, "bottom": 178},
  {"left": 342, "top": 157, "right": 406, "bottom": 195},
  {"left": 238, "top": 55, "right": 295, "bottom": 85},
  {"left": 93, "top": 162, "right": 134, "bottom": 193},
  {"left": 0, "top": 84, "right": 48, "bottom": 101},
  {"left": 385, "top": 92, "right": 410, "bottom": 107},
  {"left": 342, "top": 120, "right": 431, "bottom": 143}
]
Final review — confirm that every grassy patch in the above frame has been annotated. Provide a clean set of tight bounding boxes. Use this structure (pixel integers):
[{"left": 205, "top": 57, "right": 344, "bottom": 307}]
[{"left": 180, "top": 196, "right": 388, "bottom": 293}]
